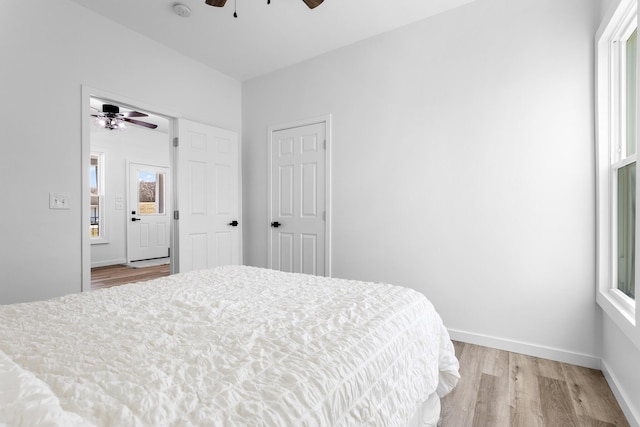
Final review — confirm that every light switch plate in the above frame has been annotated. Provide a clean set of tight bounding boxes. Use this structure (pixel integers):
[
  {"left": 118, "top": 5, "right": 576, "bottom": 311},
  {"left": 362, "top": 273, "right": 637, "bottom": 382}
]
[{"left": 50, "top": 192, "right": 70, "bottom": 209}]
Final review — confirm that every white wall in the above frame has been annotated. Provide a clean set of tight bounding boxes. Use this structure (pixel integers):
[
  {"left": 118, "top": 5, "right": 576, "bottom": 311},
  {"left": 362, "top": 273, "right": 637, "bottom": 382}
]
[
  {"left": 243, "top": 0, "right": 601, "bottom": 363},
  {"left": 601, "top": 0, "right": 621, "bottom": 16},
  {"left": 0, "top": 0, "right": 240, "bottom": 304},
  {"left": 602, "top": 316, "right": 640, "bottom": 425},
  {"left": 90, "top": 125, "right": 170, "bottom": 267}
]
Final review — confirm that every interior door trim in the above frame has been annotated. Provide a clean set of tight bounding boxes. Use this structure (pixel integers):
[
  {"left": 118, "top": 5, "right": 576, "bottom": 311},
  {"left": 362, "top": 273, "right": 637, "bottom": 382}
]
[
  {"left": 267, "top": 114, "right": 332, "bottom": 277},
  {"left": 81, "top": 85, "right": 181, "bottom": 293}
]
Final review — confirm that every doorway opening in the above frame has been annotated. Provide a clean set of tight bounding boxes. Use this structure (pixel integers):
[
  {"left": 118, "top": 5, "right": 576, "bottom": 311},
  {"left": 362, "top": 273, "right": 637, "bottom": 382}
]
[{"left": 82, "top": 88, "right": 177, "bottom": 291}]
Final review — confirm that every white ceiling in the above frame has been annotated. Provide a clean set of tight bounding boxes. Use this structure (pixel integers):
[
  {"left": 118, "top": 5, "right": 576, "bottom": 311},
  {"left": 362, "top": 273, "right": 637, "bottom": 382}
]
[{"left": 71, "top": 0, "right": 475, "bottom": 81}]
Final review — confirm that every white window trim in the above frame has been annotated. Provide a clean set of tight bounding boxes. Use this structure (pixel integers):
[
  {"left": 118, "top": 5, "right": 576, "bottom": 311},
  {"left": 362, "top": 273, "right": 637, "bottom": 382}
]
[
  {"left": 595, "top": 0, "right": 640, "bottom": 350},
  {"left": 90, "top": 151, "right": 109, "bottom": 245}
]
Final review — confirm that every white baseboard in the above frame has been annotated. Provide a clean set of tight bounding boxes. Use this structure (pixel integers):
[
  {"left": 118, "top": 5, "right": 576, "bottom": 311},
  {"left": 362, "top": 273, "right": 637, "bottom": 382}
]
[
  {"left": 91, "top": 259, "right": 126, "bottom": 268},
  {"left": 601, "top": 360, "right": 640, "bottom": 427},
  {"left": 447, "top": 328, "right": 601, "bottom": 369}
]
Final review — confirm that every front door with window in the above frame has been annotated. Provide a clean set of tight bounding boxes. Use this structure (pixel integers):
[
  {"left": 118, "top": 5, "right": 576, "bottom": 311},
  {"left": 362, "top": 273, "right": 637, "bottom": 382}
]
[{"left": 128, "top": 163, "right": 170, "bottom": 262}]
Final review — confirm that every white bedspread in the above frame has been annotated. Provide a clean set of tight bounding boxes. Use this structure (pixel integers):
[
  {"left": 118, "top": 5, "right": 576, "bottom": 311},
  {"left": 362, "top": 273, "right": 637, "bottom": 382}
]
[{"left": 0, "top": 266, "right": 459, "bottom": 426}]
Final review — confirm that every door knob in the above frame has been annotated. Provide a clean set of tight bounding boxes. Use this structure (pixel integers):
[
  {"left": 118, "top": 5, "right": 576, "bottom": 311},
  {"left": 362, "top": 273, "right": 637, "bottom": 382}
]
[
  {"left": 131, "top": 218, "right": 141, "bottom": 222},
  {"left": 228, "top": 220, "right": 239, "bottom": 227},
  {"left": 271, "top": 221, "right": 281, "bottom": 228}
]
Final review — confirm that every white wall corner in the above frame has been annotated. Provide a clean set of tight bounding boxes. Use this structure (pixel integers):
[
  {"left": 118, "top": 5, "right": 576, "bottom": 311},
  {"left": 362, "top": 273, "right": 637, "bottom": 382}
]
[{"left": 601, "top": 359, "right": 640, "bottom": 427}]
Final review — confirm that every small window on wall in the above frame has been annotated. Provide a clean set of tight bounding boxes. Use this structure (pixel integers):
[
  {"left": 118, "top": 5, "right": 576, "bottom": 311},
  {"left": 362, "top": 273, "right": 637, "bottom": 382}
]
[
  {"left": 90, "top": 153, "right": 106, "bottom": 242},
  {"left": 137, "top": 171, "right": 166, "bottom": 215}
]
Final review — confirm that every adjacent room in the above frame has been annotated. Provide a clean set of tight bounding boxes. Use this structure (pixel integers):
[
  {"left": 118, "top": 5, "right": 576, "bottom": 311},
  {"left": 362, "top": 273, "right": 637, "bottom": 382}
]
[{"left": 0, "top": 0, "right": 639, "bottom": 425}]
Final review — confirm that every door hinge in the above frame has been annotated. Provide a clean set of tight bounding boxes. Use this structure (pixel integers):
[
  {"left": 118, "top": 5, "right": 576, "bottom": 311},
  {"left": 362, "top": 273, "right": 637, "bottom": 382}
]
[
  {"left": 173, "top": 210, "right": 179, "bottom": 220},
  {"left": 323, "top": 211, "right": 326, "bottom": 221},
  {"left": 323, "top": 139, "right": 327, "bottom": 150},
  {"left": 173, "top": 137, "right": 179, "bottom": 147}
]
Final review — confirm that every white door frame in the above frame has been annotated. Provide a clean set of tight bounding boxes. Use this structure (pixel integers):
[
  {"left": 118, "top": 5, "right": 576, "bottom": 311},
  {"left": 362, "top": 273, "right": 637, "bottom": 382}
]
[
  {"left": 81, "top": 85, "right": 180, "bottom": 292},
  {"left": 267, "top": 115, "right": 332, "bottom": 277}
]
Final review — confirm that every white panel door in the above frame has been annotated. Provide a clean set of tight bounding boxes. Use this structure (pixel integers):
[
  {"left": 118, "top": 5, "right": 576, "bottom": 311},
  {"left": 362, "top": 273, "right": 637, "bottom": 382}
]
[
  {"left": 128, "top": 163, "right": 170, "bottom": 262},
  {"left": 270, "top": 122, "right": 326, "bottom": 275},
  {"left": 177, "top": 119, "right": 240, "bottom": 272}
]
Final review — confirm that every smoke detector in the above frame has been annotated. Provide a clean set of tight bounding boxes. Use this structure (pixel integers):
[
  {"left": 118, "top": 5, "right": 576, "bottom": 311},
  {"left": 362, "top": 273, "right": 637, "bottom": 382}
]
[{"left": 173, "top": 3, "right": 192, "bottom": 17}]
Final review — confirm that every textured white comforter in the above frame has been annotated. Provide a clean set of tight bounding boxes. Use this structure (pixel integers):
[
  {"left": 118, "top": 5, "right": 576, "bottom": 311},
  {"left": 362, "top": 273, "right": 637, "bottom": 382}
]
[{"left": 0, "top": 266, "right": 459, "bottom": 426}]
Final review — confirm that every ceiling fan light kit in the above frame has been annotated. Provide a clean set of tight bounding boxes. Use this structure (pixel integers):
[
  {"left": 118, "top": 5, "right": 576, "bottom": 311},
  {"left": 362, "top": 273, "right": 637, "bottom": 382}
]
[
  {"left": 95, "top": 117, "right": 126, "bottom": 130},
  {"left": 204, "top": 0, "right": 323, "bottom": 18}
]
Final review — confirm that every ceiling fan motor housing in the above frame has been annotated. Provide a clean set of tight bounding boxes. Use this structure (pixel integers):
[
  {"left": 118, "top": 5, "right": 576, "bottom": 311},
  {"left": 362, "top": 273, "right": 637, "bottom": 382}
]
[{"left": 103, "top": 104, "right": 120, "bottom": 115}]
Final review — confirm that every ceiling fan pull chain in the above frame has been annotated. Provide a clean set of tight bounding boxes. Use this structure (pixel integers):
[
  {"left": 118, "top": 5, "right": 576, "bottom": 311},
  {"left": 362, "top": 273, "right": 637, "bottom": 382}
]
[
  {"left": 267, "top": 0, "right": 271, "bottom": 4},
  {"left": 233, "top": 0, "right": 237, "bottom": 17}
]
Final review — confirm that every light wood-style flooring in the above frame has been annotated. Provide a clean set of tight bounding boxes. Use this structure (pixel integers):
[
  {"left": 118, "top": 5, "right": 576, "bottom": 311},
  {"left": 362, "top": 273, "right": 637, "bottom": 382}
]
[
  {"left": 91, "top": 264, "right": 170, "bottom": 290},
  {"left": 440, "top": 341, "right": 629, "bottom": 426}
]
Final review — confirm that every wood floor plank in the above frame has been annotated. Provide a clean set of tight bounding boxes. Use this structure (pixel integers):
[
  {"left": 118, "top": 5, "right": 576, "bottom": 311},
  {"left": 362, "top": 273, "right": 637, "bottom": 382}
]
[
  {"left": 472, "top": 373, "right": 510, "bottom": 427},
  {"left": 480, "top": 345, "right": 509, "bottom": 378},
  {"left": 536, "top": 357, "right": 565, "bottom": 381},
  {"left": 509, "top": 352, "right": 545, "bottom": 427},
  {"left": 562, "top": 364, "right": 630, "bottom": 426},
  {"left": 440, "top": 342, "right": 484, "bottom": 426},
  {"left": 538, "top": 376, "right": 580, "bottom": 427}
]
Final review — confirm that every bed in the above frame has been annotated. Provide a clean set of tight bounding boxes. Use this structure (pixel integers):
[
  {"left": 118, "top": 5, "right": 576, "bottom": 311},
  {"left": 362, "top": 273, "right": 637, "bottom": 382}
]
[{"left": 0, "top": 265, "right": 459, "bottom": 426}]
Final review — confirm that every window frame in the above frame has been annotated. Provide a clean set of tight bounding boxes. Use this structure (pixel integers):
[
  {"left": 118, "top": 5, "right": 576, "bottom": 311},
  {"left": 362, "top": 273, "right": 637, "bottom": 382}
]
[
  {"left": 595, "top": 0, "right": 640, "bottom": 350},
  {"left": 90, "top": 151, "right": 108, "bottom": 245}
]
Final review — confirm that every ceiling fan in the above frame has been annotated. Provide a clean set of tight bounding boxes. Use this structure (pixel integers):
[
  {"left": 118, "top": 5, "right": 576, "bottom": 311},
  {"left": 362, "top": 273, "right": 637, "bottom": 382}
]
[
  {"left": 92, "top": 104, "right": 158, "bottom": 131},
  {"left": 205, "top": 0, "right": 324, "bottom": 13}
]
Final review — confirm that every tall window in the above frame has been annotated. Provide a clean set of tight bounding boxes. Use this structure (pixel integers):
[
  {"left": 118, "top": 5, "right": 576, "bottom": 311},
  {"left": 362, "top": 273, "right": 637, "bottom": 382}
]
[
  {"left": 614, "top": 24, "right": 637, "bottom": 302},
  {"left": 612, "top": 29, "right": 638, "bottom": 299},
  {"left": 596, "top": 0, "right": 638, "bottom": 340},
  {"left": 90, "top": 153, "right": 106, "bottom": 241}
]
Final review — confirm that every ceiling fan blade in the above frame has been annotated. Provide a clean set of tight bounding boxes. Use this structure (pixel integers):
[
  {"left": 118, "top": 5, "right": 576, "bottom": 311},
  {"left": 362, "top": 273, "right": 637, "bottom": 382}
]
[
  {"left": 205, "top": 0, "right": 227, "bottom": 6},
  {"left": 122, "top": 118, "right": 158, "bottom": 129},
  {"left": 302, "top": 0, "right": 323, "bottom": 9},
  {"left": 119, "top": 110, "right": 148, "bottom": 118}
]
